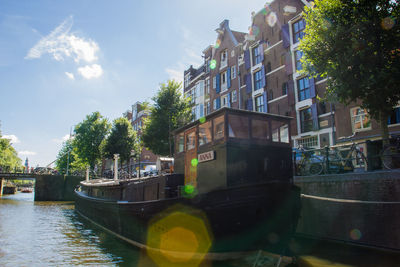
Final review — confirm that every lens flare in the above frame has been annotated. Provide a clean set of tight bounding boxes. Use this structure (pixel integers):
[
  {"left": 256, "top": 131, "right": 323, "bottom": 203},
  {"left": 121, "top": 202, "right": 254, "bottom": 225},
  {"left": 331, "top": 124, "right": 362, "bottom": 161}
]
[
  {"left": 350, "top": 229, "right": 362, "bottom": 240},
  {"left": 209, "top": 59, "right": 217, "bottom": 70},
  {"left": 381, "top": 17, "right": 395, "bottom": 30},
  {"left": 215, "top": 39, "right": 221, "bottom": 49},
  {"left": 199, "top": 117, "right": 206, "bottom": 123},
  {"left": 147, "top": 205, "right": 213, "bottom": 267},
  {"left": 252, "top": 25, "right": 260, "bottom": 37},
  {"left": 181, "top": 184, "right": 198, "bottom": 199},
  {"left": 266, "top": 12, "right": 277, "bottom": 27},
  {"left": 191, "top": 158, "right": 198, "bottom": 167}
]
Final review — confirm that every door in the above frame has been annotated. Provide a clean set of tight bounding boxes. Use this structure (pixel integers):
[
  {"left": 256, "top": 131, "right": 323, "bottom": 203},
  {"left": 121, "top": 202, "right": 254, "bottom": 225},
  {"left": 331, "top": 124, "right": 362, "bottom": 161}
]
[{"left": 184, "top": 127, "right": 197, "bottom": 187}]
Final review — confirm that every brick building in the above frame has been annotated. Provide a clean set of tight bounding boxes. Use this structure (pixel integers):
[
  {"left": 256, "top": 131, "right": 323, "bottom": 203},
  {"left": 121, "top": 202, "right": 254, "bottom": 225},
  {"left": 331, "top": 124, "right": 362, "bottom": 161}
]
[
  {"left": 125, "top": 101, "right": 158, "bottom": 171},
  {"left": 183, "top": 0, "right": 399, "bottom": 150}
]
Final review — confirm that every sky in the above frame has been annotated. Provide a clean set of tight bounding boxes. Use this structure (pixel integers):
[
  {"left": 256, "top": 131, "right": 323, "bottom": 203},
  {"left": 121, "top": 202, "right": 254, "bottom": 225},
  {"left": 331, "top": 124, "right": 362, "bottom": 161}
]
[{"left": 0, "top": 0, "right": 268, "bottom": 167}]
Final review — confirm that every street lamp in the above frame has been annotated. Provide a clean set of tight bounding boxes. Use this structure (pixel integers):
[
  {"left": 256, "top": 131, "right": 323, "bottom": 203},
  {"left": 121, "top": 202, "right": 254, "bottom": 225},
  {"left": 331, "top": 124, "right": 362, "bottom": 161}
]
[{"left": 66, "top": 126, "right": 74, "bottom": 176}]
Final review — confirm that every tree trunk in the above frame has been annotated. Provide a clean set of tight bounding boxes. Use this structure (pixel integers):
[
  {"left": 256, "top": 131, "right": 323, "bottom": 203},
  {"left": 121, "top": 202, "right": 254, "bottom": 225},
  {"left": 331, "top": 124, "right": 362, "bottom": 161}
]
[{"left": 379, "top": 111, "right": 390, "bottom": 146}]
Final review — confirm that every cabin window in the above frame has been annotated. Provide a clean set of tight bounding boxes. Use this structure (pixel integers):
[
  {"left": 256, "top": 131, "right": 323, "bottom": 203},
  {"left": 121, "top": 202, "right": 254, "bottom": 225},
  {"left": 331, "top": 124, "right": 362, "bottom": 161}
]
[
  {"left": 252, "top": 119, "right": 270, "bottom": 140},
  {"left": 198, "top": 121, "right": 212, "bottom": 146},
  {"left": 176, "top": 133, "right": 184, "bottom": 153},
  {"left": 213, "top": 115, "right": 225, "bottom": 140},
  {"left": 186, "top": 131, "right": 196, "bottom": 151},
  {"left": 228, "top": 114, "right": 249, "bottom": 139},
  {"left": 271, "top": 121, "right": 289, "bottom": 143}
]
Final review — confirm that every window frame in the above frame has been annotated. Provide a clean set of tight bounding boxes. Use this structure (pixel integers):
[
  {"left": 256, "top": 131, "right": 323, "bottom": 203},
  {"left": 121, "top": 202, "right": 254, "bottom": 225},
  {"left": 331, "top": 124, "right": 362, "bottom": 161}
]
[
  {"left": 297, "top": 77, "right": 311, "bottom": 102},
  {"left": 350, "top": 107, "right": 371, "bottom": 132},
  {"left": 292, "top": 18, "right": 306, "bottom": 44},
  {"left": 255, "top": 95, "right": 265, "bottom": 112},
  {"left": 300, "top": 107, "right": 313, "bottom": 133},
  {"left": 254, "top": 70, "right": 263, "bottom": 90}
]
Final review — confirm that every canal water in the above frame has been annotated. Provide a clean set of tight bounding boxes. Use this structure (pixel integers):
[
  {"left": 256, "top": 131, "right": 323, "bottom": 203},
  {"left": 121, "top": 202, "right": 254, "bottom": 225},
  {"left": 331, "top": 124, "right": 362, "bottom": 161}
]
[{"left": 1, "top": 192, "right": 399, "bottom": 266}]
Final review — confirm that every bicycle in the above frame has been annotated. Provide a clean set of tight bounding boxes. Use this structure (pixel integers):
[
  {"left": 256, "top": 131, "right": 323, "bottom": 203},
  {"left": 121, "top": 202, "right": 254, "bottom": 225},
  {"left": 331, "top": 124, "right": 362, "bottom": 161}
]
[
  {"left": 328, "top": 143, "right": 368, "bottom": 173},
  {"left": 381, "top": 135, "right": 400, "bottom": 169},
  {"left": 294, "top": 146, "right": 324, "bottom": 176}
]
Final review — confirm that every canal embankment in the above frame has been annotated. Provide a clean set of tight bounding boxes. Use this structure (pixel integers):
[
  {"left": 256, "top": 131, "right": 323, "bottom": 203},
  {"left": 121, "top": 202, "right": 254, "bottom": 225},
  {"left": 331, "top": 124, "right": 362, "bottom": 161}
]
[
  {"left": 294, "top": 170, "right": 400, "bottom": 251},
  {"left": 34, "top": 175, "right": 84, "bottom": 201}
]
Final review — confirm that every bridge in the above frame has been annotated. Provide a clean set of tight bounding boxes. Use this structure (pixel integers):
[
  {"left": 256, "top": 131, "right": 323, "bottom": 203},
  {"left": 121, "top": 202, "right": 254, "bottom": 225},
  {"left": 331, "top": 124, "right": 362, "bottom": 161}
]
[{"left": 0, "top": 173, "right": 84, "bottom": 200}]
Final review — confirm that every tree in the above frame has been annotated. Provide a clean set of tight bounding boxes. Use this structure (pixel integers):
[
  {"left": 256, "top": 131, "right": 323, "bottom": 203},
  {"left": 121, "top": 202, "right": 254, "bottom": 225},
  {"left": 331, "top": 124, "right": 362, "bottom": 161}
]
[
  {"left": 0, "top": 127, "right": 23, "bottom": 171},
  {"left": 73, "top": 112, "right": 111, "bottom": 169},
  {"left": 55, "top": 139, "right": 86, "bottom": 175},
  {"left": 142, "top": 80, "right": 193, "bottom": 156},
  {"left": 102, "top": 117, "right": 137, "bottom": 172},
  {"left": 300, "top": 0, "right": 400, "bottom": 142}
]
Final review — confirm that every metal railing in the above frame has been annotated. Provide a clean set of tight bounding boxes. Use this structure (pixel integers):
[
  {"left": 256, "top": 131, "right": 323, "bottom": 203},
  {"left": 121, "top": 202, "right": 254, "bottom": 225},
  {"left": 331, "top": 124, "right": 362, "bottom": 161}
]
[{"left": 293, "top": 137, "right": 400, "bottom": 176}]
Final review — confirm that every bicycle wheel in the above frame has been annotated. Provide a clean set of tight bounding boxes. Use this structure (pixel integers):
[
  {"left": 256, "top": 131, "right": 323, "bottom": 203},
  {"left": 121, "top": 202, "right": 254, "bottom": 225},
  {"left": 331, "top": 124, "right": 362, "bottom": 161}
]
[
  {"left": 307, "top": 163, "right": 323, "bottom": 176},
  {"left": 382, "top": 145, "right": 400, "bottom": 169}
]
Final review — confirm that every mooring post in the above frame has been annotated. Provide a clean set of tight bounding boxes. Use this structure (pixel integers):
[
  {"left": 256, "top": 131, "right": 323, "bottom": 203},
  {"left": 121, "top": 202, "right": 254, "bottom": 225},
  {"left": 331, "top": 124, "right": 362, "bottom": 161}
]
[
  {"left": 0, "top": 178, "right": 3, "bottom": 197},
  {"left": 85, "top": 166, "right": 90, "bottom": 182},
  {"left": 114, "top": 154, "right": 119, "bottom": 181}
]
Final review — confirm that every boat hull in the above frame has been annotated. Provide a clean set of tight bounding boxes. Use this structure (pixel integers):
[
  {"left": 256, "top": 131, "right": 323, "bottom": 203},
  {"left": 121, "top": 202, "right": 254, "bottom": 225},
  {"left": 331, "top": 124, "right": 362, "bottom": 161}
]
[{"left": 74, "top": 182, "right": 300, "bottom": 256}]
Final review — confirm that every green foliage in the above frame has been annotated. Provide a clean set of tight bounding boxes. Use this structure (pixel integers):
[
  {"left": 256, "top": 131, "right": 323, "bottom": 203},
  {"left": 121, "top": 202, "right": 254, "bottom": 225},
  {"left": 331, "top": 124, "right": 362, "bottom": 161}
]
[
  {"left": 73, "top": 111, "right": 111, "bottom": 169},
  {"left": 300, "top": 0, "right": 400, "bottom": 136},
  {"left": 55, "top": 139, "right": 86, "bottom": 174},
  {"left": 0, "top": 127, "right": 23, "bottom": 171},
  {"left": 102, "top": 117, "right": 138, "bottom": 165},
  {"left": 142, "top": 80, "right": 193, "bottom": 156}
]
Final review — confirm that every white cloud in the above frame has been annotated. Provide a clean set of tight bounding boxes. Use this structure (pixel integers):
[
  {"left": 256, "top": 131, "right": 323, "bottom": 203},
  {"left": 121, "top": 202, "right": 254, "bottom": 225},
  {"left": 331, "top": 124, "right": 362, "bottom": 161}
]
[
  {"left": 165, "top": 67, "right": 184, "bottom": 83},
  {"left": 52, "top": 134, "right": 71, "bottom": 144},
  {"left": 25, "top": 16, "right": 99, "bottom": 64},
  {"left": 65, "top": 72, "right": 75, "bottom": 80},
  {"left": 78, "top": 64, "right": 103, "bottom": 79},
  {"left": 2, "top": 134, "right": 20, "bottom": 144},
  {"left": 165, "top": 26, "right": 204, "bottom": 83},
  {"left": 18, "top": 151, "right": 37, "bottom": 156}
]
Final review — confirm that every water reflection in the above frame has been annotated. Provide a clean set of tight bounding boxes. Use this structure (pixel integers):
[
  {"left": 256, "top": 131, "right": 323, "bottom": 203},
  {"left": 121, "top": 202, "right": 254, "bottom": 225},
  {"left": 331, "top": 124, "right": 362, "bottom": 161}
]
[{"left": 1, "top": 193, "right": 399, "bottom": 266}]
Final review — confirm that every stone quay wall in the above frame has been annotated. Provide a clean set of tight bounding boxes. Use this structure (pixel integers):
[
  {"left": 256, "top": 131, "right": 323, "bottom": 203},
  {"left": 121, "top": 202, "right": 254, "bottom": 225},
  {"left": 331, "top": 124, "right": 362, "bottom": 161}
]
[
  {"left": 34, "top": 175, "right": 84, "bottom": 201},
  {"left": 294, "top": 170, "right": 400, "bottom": 251}
]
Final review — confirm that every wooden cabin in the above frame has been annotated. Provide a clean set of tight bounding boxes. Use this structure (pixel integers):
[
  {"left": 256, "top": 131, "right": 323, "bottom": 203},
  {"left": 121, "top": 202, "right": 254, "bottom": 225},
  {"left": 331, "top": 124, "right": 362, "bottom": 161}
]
[{"left": 173, "top": 107, "right": 293, "bottom": 194}]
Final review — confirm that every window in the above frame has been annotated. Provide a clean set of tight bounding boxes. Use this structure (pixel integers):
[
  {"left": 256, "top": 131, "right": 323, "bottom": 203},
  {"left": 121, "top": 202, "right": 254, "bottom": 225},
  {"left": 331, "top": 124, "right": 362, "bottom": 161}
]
[
  {"left": 266, "top": 62, "right": 271, "bottom": 73},
  {"left": 388, "top": 107, "right": 400, "bottom": 125},
  {"left": 232, "top": 90, "right": 237, "bottom": 103},
  {"left": 255, "top": 95, "right": 265, "bottom": 112},
  {"left": 254, "top": 70, "right": 263, "bottom": 90},
  {"left": 280, "top": 54, "right": 285, "bottom": 66},
  {"left": 297, "top": 77, "right": 311, "bottom": 101},
  {"left": 298, "top": 136, "right": 318, "bottom": 148},
  {"left": 280, "top": 125, "right": 289, "bottom": 143},
  {"left": 231, "top": 65, "right": 236, "bottom": 79},
  {"left": 293, "top": 19, "right": 306, "bottom": 43},
  {"left": 351, "top": 107, "right": 371, "bottom": 132},
  {"left": 205, "top": 58, "right": 210, "bottom": 73},
  {"left": 252, "top": 119, "right": 270, "bottom": 140},
  {"left": 198, "top": 121, "right": 212, "bottom": 146},
  {"left": 176, "top": 133, "right": 184, "bottom": 153},
  {"left": 253, "top": 45, "right": 262, "bottom": 65},
  {"left": 295, "top": 50, "right": 303, "bottom": 71},
  {"left": 186, "top": 132, "right": 196, "bottom": 151},
  {"left": 213, "top": 76, "right": 217, "bottom": 89},
  {"left": 213, "top": 115, "right": 225, "bottom": 140},
  {"left": 228, "top": 114, "right": 249, "bottom": 139},
  {"left": 300, "top": 108, "right": 313, "bottom": 133},
  {"left": 221, "top": 71, "right": 227, "bottom": 91},
  {"left": 206, "top": 101, "right": 210, "bottom": 115},
  {"left": 269, "top": 90, "right": 273, "bottom": 101},
  {"left": 213, "top": 99, "right": 217, "bottom": 110},
  {"left": 222, "top": 95, "right": 228, "bottom": 107},
  {"left": 282, "top": 82, "right": 288, "bottom": 95},
  {"left": 221, "top": 50, "right": 228, "bottom": 68},
  {"left": 184, "top": 74, "right": 191, "bottom": 88},
  {"left": 205, "top": 78, "right": 210, "bottom": 96}
]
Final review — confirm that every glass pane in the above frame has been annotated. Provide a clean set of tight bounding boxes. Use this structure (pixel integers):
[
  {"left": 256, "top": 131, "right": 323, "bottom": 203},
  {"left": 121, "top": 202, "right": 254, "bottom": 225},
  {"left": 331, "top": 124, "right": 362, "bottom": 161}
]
[
  {"left": 198, "top": 121, "right": 212, "bottom": 146},
  {"left": 280, "top": 125, "right": 289, "bottom": 143},
  {"left": 272, "top": 129, "right": 279, "bottom": 142},
  {"left": 213, "top": 115, "right": 225, "bottom": 140},
  {"left": 186, "top": 131, "right": 196, "bottom": 151},
  {"left": 228, "top": 114, "right": 249, "bottom": 139},
  {"left": 176, "top": 133, "right": 184, "bottom": 153},
  {"left": 252, "top": 119, "right": 269, "bottom": 140}
]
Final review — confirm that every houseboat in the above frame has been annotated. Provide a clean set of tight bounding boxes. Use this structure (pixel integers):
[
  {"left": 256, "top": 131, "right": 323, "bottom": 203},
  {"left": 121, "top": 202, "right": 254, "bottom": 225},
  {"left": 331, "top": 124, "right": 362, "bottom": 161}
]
[{"left": 74, "top": 108, "right": 301, "bottom": 262}]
